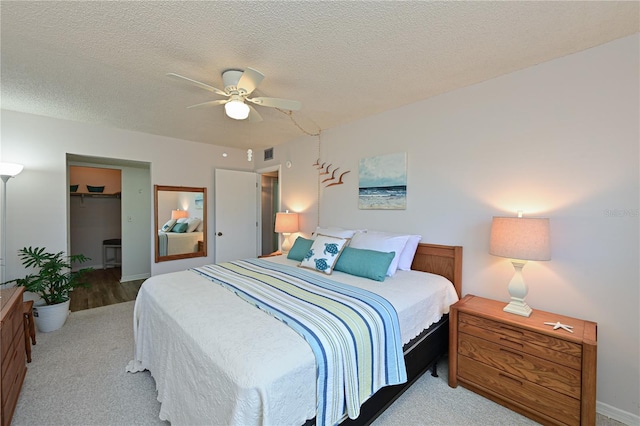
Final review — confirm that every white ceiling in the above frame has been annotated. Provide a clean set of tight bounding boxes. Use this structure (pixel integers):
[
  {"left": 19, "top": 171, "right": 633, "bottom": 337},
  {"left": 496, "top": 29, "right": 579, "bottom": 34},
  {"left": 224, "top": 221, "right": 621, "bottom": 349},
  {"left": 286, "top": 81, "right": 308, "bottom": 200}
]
[{"left": 1, "top": 1, "right": 638, "bottom": 150}]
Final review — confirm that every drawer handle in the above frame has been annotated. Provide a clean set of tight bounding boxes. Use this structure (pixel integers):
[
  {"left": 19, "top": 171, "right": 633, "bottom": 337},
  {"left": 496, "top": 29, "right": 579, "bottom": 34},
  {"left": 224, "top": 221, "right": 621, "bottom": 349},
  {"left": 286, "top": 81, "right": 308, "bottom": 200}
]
[
  {"left": 499, "top": 348, "right": 524, "bottom": 358},
  {"left": 499, "top": 373, "right": 523, "bottom": 386},
  {"left": 499, "top": 325, "right": 524, "bottom": 335},
  {"left": 499, "top": 337, "right": 524, "bottom": 347}
]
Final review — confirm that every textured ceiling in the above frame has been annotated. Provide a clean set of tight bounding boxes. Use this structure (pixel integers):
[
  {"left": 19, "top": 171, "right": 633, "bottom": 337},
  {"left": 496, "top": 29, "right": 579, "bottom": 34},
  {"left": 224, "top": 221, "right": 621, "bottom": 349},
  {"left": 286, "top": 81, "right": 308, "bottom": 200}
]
[{"left": 1, "top": 1, "right": 638, "bottom": 150}]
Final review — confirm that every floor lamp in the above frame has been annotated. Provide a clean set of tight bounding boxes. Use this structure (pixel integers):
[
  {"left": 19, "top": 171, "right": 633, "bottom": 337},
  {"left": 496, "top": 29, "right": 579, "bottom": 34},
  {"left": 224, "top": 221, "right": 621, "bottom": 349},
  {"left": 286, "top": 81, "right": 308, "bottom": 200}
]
[{"left": 1, "top": 162, "right": 24, "bottom": 286}]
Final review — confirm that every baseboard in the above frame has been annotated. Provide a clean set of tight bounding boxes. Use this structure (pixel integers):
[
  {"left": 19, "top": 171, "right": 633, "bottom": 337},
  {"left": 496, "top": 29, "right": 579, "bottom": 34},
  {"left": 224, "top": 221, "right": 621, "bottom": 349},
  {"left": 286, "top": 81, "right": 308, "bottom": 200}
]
[
  {"left": 120, "top": 273, "right": 150, "bottom": 283},
  {"left": 597, "top": 401, "right": 640, "bottom": 426}
]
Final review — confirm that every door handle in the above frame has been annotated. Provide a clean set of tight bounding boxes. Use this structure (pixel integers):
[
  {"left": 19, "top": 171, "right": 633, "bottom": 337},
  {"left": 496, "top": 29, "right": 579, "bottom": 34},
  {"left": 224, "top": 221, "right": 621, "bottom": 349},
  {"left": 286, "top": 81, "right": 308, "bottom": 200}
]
[{"left": 217, "top": 232, "right": 223, "bottom": 236}]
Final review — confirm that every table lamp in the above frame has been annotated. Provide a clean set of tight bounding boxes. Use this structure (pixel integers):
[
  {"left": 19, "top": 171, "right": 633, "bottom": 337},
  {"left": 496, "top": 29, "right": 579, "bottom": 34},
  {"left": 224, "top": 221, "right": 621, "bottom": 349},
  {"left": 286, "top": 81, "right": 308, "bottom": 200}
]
[
  {"left": 489, "top": 214, "right": 550, "bottom": 317},
  {"left": 275, "top": 211, "right": 299, "bottom": 254}
]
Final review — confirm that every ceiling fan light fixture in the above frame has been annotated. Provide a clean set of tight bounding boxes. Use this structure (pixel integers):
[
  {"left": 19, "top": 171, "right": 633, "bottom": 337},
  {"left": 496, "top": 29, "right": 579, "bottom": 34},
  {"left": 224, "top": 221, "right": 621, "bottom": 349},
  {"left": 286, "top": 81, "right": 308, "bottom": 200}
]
[{"left": 225, "top": 99, "right": 250, "bottom": 120}]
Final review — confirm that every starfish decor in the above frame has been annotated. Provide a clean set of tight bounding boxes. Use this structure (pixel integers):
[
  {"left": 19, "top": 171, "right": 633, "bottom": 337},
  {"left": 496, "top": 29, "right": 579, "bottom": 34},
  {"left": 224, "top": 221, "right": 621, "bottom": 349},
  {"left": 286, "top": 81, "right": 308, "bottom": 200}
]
[{"left": 544, "top": 321, "right": 574, "bottom": 333}]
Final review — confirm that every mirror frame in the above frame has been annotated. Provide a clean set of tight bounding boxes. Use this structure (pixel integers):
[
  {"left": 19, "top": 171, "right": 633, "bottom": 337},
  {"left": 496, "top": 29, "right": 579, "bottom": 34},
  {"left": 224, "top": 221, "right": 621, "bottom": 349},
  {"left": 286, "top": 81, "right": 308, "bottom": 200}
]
[{"left": 154, "top": 185, "right": 207, "bottom": 263}]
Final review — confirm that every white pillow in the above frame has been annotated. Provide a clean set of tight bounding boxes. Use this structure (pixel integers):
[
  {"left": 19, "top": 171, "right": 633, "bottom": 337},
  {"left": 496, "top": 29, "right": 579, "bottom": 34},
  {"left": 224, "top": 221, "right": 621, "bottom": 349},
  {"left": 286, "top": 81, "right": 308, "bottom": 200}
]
[
  {"left": 314, "top": 226, "right": 357, "bottom": 239},
  {"left": 363, "top": 231, "right": 422, "bottom": 271},
  {"left": 299, "top": 235, "right": 348, "bottom": 274},
  {"left": 161, "top": 219, "right": 177, "bottom": 232},
  {"left": 186, "top": 217, "right": 201, "bottom": 233},
  {"left": 349, "top": 231, "right": 410, "bottom": 276},
  {"left": 176, "top": 218, "right": 189, "bottom": 223},
  {"left": 397, "top": 234, "right": 422, "bottom": 270},
  {"left": 196, "top": 220, "right": 204, "bottom": 232}
]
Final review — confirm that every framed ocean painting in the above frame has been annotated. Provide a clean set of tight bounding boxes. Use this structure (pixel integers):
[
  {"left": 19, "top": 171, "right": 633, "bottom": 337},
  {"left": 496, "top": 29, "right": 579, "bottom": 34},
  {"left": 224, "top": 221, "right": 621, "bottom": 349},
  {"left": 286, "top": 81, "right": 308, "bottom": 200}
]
[
  {"left": 358, "top": 152, "right": 407, "bottom": 210},
  {"left": 195, "top": 193, "right": 204, "bottom": 209}
]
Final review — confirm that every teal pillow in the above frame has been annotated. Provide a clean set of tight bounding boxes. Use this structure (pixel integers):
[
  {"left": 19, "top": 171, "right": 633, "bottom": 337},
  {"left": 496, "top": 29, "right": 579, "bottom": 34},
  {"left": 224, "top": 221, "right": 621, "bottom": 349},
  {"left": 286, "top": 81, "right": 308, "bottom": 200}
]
[
  {"left": 172, "top": 222, "right": 188, "bottom": 233},
  {"left": 287, "top": 237, "right": 314, "bottom": 261},
  {"left": 334, "top": 247, "right": 395, "bottom": 282}
]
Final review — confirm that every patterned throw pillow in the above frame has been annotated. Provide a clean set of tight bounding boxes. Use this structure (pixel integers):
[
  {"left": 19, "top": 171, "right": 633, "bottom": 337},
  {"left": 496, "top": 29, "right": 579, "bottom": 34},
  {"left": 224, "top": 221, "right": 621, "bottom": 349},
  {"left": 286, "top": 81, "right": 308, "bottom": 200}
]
[
  {"left": 299, "top": 235, "right": 348, "bottom": 274},
  {"left": 161, "top": 219, "right": 177, "bottom": 232}
]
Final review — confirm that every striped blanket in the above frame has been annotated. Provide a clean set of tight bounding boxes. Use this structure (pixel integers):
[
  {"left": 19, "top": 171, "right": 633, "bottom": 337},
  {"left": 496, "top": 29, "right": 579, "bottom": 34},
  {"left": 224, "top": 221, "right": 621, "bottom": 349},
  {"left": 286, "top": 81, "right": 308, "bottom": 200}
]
[
  {"left": 157, "top": 232, "right": 168, "bottom": 257},
  {"left": 191, "top": 259, "right": 407, "bottom": 426}
]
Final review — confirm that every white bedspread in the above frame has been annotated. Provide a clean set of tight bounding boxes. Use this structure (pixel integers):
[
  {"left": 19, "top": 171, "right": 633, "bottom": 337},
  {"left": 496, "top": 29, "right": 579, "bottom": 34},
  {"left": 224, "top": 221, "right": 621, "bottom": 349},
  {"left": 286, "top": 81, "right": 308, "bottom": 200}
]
[
  {"left": 126, "top": 256, "right": 458, "bottom": 426},
  {"left": 158, "top": 231, "right": 203, "bottom": 256}
]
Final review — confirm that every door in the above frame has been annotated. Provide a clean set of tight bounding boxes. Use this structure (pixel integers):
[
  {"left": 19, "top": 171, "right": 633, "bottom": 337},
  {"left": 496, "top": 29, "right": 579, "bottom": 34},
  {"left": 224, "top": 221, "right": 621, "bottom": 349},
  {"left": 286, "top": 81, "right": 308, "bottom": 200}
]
[{"left": 214, "top": 169, "right": 258, "bottom": 263}]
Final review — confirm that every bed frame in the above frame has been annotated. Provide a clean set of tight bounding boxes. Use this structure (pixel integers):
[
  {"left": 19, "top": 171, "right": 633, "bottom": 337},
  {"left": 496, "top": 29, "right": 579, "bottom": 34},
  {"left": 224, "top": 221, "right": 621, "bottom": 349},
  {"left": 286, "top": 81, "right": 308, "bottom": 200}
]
[{"left": 340, "top": 242, "right": 462, "bottom": 426}]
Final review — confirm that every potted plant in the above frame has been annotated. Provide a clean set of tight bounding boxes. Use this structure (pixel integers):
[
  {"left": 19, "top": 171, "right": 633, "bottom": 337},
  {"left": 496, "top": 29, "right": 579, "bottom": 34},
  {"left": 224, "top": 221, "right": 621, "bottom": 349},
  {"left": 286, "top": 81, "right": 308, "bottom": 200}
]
[{"left": 4, "top": 246, "right": 93, "bottom": 332}]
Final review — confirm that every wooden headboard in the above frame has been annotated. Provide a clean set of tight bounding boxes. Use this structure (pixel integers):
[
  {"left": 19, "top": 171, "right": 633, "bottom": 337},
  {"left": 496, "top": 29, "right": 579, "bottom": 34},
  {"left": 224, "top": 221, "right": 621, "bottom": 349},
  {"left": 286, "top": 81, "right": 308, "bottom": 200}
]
[{"left": 411, "top": 243, "right": 463, "bottom": 299}]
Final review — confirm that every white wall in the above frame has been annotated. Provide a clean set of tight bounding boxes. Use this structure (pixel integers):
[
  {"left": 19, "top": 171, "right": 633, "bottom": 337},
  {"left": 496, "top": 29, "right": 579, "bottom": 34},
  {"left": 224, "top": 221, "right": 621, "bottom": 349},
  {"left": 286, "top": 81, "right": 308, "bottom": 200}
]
[
  {"left": 259, "top": 35, "right": 640, "bottom": 422},
  {"left": 1, "top": 111, "right": 252, "bottom": 280}
]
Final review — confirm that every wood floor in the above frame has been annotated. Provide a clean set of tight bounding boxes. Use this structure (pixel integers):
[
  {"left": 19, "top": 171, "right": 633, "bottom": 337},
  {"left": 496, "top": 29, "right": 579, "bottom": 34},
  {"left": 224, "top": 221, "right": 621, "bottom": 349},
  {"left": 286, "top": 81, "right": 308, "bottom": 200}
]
[{"left": 69, "top": 267, "right": 145, "bottom": 312}]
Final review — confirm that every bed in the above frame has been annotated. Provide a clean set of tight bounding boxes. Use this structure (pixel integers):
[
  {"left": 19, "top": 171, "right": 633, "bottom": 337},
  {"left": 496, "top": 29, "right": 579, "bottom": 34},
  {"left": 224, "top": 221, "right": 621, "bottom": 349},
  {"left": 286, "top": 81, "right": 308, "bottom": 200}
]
[
  {"left": 157, "top": 230, "right": 204, "bottom": 256},
  {"left": 127, "top": 241, "right": 462, "bottom": 426}
]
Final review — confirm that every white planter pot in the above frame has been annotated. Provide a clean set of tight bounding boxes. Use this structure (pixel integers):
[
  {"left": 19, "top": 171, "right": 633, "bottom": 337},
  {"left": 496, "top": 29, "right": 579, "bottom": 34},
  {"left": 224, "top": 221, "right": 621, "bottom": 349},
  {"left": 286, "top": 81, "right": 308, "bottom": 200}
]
[{"left": 32, "top": 299, "right": 70, "bottom": 332}]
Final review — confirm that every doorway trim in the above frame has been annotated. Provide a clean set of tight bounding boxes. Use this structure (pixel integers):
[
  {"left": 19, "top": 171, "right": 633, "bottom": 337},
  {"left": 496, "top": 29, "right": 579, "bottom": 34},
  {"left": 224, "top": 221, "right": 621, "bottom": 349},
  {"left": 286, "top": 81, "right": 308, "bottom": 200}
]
[{"left": 256, "top": 165, "right": 282, "bottom": 254}]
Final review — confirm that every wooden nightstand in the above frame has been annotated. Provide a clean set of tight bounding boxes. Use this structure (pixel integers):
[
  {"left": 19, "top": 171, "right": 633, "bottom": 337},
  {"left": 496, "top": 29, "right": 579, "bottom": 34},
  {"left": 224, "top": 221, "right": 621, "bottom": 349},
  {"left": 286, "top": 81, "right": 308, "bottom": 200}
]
[{"left": 449, "top": 295, "right": 597, "bottom": 426}]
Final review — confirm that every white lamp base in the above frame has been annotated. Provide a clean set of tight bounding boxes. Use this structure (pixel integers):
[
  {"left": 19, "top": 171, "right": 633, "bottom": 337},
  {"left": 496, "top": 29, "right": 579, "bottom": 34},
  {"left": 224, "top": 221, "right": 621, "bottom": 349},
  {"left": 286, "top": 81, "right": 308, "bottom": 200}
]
[
  {"left": 503, "top": 299, "right": 533, "bottom": 317},
  {"left": 503, "top": 260, "right": 533, "bottom": 317},
  {"left": 281, "top": 233, "right": 293, "bottom": 254}
]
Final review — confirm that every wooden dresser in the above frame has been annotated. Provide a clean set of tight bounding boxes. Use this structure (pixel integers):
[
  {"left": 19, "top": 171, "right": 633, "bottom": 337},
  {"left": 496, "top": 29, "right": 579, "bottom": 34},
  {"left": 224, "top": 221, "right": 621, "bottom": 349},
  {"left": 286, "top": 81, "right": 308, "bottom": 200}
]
[
  {"left": 1, "top": 287, "right": 27, "bottom": 426},
  {"left": 449, "top": 295, "right": 597, "bottom": 426}
]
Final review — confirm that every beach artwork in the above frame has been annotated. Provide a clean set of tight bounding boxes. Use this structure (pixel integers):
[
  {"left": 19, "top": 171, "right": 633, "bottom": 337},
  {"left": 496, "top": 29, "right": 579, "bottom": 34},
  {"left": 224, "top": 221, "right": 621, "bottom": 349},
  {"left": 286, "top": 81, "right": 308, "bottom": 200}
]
[{"left": 358, "top": 152, "right": 407, "bottom": 210}]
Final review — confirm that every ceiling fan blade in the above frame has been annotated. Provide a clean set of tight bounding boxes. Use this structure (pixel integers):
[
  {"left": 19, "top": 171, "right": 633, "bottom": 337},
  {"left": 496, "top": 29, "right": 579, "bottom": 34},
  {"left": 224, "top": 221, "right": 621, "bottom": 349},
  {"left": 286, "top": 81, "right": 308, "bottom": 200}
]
[
  {"left": 237, "top": 67, "right": 265, "bottom": 95},
  {"left": 187, "top": 99, "right": 229, "bottom": 109},
  {"left": 167, "top": 73, "right": 228, "bottom": 97},
  {"left": 247, "top": 105, "right": 263, "bottom": 123},
  {"left": 247, "top": 96, "right": 301, "bottom": 111}
]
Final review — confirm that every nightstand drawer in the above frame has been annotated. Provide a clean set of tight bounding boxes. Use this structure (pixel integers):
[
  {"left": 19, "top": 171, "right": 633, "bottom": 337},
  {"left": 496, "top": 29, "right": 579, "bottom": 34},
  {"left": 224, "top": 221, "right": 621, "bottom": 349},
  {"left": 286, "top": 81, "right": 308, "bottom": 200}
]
[
  {"left": 459, "top": 332, "right": 581, "bottom": 398},
  {"left": 459, "top": 356, "right": 580, "bottom": 425},
  {"left": 459, "top": 312, "right": 582, "bottom": 369}
]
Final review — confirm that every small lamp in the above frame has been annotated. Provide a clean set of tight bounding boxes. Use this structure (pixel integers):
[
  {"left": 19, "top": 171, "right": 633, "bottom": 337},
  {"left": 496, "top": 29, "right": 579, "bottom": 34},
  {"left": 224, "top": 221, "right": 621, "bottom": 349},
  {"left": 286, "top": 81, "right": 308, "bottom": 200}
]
[
  {"left": 489, "top": 214, "right": 550, "bottom": 317},
  {"left": 171, "top": 209, "right": 188, "bottom": 220},
  {"left": 1, "top": 162, "right": 24, "bottom": 286},
  {"left": 275, "top": 211, "right": 299, "bottom": 254}
]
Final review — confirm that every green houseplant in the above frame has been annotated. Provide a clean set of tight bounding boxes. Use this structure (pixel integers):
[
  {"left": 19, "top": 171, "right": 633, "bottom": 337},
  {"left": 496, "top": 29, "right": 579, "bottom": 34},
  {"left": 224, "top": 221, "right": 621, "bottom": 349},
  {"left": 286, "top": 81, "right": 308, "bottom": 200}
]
[{"left": 5, "top": 246, "right": 93, "bottom": 332}]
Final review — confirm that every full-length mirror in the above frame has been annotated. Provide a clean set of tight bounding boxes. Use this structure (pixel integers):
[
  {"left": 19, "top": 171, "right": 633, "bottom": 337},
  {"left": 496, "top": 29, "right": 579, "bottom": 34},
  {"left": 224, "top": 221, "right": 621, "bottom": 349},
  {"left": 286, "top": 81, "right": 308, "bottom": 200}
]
[{"left": 154, "top": 185, "right": 207, "bottom": 262}]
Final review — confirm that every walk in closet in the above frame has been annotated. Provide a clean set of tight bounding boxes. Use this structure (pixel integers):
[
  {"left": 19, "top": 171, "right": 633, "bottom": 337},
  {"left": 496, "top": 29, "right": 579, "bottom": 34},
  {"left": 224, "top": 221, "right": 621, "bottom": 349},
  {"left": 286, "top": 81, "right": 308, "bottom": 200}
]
[{"left": 69, "top": 166, "right": 122, "bottom": 272}]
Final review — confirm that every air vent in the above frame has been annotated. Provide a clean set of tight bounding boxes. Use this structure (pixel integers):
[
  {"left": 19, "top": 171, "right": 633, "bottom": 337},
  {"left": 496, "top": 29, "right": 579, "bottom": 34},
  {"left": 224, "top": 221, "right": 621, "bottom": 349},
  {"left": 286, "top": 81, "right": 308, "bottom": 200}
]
[{"left": 264, "top": 148, "right": 274, "bottom": 161}]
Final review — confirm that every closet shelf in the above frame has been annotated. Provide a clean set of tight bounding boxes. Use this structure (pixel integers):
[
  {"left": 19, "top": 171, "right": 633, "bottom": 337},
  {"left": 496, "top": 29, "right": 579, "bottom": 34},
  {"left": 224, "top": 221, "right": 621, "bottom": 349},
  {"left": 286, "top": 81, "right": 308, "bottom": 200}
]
[{"left": 71, "top": 192, "right": 121, "bottom": 200}]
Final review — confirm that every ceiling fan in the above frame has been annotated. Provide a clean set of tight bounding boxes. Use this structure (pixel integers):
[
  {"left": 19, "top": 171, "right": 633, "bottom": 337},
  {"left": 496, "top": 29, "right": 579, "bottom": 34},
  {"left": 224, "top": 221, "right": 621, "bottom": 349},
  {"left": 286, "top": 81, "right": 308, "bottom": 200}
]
[{"left": 167, "top": 67, "right": 301, "bottom": 122}]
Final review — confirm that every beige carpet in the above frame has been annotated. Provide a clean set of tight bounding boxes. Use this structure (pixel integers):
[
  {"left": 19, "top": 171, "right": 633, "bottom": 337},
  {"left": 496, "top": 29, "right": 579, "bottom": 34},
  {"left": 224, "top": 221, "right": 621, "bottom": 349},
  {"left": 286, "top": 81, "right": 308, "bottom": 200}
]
[{"left": 11, "top": 300, "right": 625, "bottom": 426}]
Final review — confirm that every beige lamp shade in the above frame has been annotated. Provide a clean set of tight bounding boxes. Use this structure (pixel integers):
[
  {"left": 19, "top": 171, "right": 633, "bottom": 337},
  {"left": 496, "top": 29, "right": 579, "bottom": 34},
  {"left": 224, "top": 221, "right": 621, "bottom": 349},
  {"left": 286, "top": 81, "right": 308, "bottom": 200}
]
[
  {"left": 275, "top": 212, "right": 299, "bottom": 234},
  {"left": 171, "top": 209, "right": 189, "bottom": 220},
  {"left": 489, "top": 217, "right": 550, "bottom": 261}
]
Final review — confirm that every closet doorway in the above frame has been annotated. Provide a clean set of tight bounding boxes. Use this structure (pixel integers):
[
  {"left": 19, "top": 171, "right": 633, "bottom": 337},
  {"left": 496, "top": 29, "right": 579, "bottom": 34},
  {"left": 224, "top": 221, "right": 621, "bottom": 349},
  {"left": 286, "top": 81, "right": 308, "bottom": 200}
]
[
  {"left": 67, "top": 155, "right": 151, "bottom": 285},
  {"left": 69, "top": 165, "right": 122, "bottom": 273}
]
